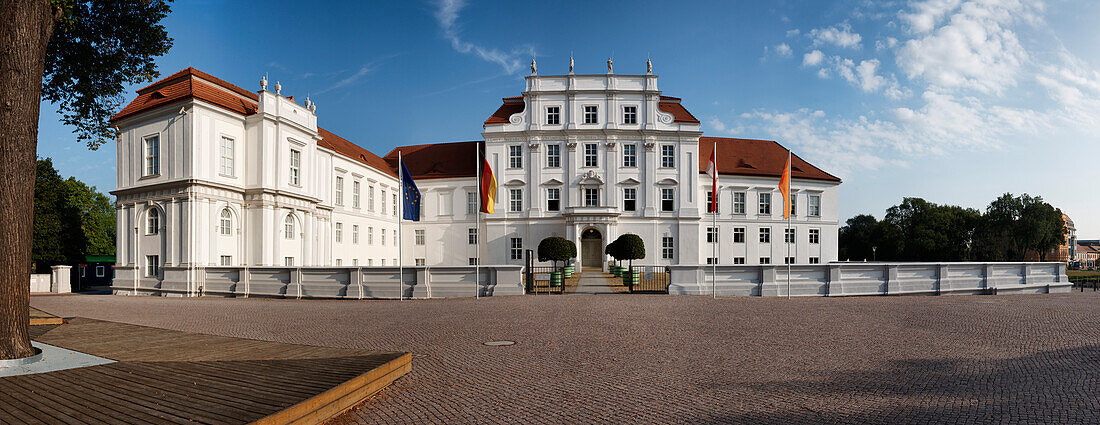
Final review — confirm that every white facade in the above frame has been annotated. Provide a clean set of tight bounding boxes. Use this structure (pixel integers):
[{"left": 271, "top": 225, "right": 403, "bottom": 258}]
[{"left": 112, "top": 66, "right": 840, "bottom": 290}]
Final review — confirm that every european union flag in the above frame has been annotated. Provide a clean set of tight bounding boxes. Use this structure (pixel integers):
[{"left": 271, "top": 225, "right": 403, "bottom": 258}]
[{"left": 401, "top": 160, "right": 421, "bottom": 221}]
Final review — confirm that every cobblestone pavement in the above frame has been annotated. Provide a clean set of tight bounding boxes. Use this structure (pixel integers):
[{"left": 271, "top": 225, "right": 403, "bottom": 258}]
[{"left": 31, "top": 291, "right": 1100, "bottom": 424}]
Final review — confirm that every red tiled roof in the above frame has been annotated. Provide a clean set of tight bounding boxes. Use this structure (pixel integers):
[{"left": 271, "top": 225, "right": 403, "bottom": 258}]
[
  {"left": 383, "top": 141, "right": 482, "bottom": 180},
  {"left": 317, "top": 127, "right": 396, "bottom": 178},
  {"left": 698, "top": 137, "right": 841, "bottom": 183},
  {"left": 484, "top": 97, "right": 525, "bottom": 125},
  {"left": 658, "top": 96, "right": 700, "bottom": 124},
  {"left": 111, "top": 67, "right": 259, "bottom": 123}
]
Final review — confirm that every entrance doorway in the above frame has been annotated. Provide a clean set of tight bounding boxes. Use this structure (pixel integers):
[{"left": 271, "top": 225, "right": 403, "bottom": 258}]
[{"left": 581, "top": 228, "right": 603, "bottom": 268}]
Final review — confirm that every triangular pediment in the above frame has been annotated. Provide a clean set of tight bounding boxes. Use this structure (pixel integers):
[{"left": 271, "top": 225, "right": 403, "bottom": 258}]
[
  {"left": 503, "top": 178, "right": 526, "bottom": 186},
  {"left": 541, "top": 178, "right": 564, "bottom": 186},
  {"left": 617, "top": 177, "right": 641, "bottom": 185}
]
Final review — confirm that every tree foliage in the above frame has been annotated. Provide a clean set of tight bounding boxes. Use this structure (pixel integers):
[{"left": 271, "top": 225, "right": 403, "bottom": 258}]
[
  {"left": 840, "top": 194, "right": 1066, "bottom": 262},
  {"left": 614, "top": 234, "right": 646, "bottom": 267},
  {"left": 605, "top": 239, "right": 621, "bottom": 263},
  {"left": 537, "top": 237, "right": 575, "bottom": 269},
  {"left": 32, "top": 158, "right": 115, "bottom": 273},
  {"left": 44, "top": 0, "right": 174, "bottom": 148}
]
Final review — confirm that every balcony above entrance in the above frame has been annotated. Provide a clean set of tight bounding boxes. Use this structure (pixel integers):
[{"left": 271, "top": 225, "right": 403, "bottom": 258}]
[{"left": 562, "top": 206, "right": 620, "bottom": 225}]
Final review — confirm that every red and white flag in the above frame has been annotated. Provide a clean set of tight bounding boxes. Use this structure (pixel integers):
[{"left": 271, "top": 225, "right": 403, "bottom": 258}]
[{"left": 706, "top": 145, "right": 718, "bottom": 213}]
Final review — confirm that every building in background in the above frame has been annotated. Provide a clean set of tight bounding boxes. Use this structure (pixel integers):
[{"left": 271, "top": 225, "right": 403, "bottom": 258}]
[
  {"left": 1025, "top": 213, "right": 1076, "bottom": 263},
  {"left": 109, "top": 63, "right": 840, "bottom": 292}
]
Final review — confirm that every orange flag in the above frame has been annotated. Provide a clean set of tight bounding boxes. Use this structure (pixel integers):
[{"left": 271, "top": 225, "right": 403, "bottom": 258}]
[{"left": 779, "top": 150, "right": 791, "bottom": 220}]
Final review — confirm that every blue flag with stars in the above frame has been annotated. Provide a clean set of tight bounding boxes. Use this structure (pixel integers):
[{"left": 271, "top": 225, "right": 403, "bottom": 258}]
[{"left": 401, "top": 160, "right": 421, "bottom": 221}]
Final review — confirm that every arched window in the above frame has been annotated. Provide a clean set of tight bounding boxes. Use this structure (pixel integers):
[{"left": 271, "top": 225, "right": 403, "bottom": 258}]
[
  {"left": 147, "top": 209, "right": 160, "bottom": 235},
  {"left": 284, "top": 215, "right": 295, "bottom": 239},
  {"left": 219, "top": 209, "right": 232, "bottom": 235}
]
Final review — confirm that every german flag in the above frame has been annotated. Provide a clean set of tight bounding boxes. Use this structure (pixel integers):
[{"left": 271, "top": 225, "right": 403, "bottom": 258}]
[
  {"left": 779, "top": 150, "right": 791, "bottom": 220},
  {"left": 479, "top": 144, "right": 497, "bottom": 214}
]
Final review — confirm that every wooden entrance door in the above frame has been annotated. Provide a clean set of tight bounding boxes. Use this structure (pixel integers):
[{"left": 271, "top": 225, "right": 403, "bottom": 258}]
[{"left": 581, "top": 228, "right": 603, "bottom": 268}]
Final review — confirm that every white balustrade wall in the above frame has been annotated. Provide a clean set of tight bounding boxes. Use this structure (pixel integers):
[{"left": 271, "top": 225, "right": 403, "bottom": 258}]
[
  {"left": 669, "top": 262, "right": 1070, "bottom": 296},
  {"left": 112, "top": 265, "right": 524, "bottom": 299}
]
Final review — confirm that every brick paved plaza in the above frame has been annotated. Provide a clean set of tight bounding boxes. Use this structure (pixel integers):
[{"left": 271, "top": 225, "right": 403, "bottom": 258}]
[{"left": 31, "top": 292, "right": 1100, "bottom": 424}]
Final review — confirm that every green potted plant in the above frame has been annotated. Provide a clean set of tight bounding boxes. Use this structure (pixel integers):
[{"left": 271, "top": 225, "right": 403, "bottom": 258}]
[
  {"left": 615, "top": 234, "right": 645, "bottom": 287},
  {"left": 538, "top": 237, "right": 574, "bottom": 287}
]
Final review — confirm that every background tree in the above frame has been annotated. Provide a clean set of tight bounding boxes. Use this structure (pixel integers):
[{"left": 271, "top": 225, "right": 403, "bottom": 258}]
[
  {"left": 0, "top": 0, "right": 172, "bottom": 359},
  {"left": 605, "top": 239, "right": 621, "bottom": 266},
  {"left": 32, "top": 158, "right": 115, "bottom": 273}
]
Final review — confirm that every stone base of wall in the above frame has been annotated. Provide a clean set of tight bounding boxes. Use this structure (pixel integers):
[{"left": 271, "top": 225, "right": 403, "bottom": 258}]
[
  {"left": 112, "top": 265, "right": 524, "bottom": 299},
  {"left": 670, "top": 262, "right": 1071, "bottom": 297}
]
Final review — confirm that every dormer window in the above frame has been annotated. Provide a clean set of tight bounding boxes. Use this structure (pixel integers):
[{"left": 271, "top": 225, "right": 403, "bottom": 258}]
[
  {"left": 623, "top": 106, "right": 637, "bottom": 124},
  {"left": 546, "top": 106, "right": 560, "bottom": 125},
  {"left": 584, "top": 106, "right": 598, "bottom": 124}
]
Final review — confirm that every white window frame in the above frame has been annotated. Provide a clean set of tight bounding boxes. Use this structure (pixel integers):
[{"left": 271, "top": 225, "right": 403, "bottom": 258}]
[
  {"left": 661, "top": 188, "right": 675, "bottom": 212},
  {"left": 584, "top": 188, "right": 599, "bottom": 207},
  {"left": 809, "top": 194, "right": 821, "bottom": 217},
  {"left": 623, "top": 188, "right": 637, "bottom": 212},
  {"left": 146, "top": 255, "right": 160, "bottom": 277},
  {"left": 662, "top": 237, "right": 674, "bottom": 259},
  {"left": 353, "top": 225, "right": 360, "bottom": 244},
  {"left": 733, "top": 192, "right": 746, "bottom": 214},
  {"left": 219, "top": 136, "right": 235, "bottom": 177},
  {"left": 547, "top": 188, "right": 560, "bottom": 211},
  {"left": 468, "top": 228, "right": 478, "bottom": 244},
  {"left": 335, "top": 176, "right": 344, "bottom": 205},
  {"left": 759, "top": 192, "right": 772, "bottom": 215},
  {"left": 759, "top": 227, "right": 771, "bottom": 243},
  {"left": 509, "top": 145, "right": 522, "bottom": 168},
  {"left": 284, "top": 215, "right": 295, "bottom": 240},
  {"left": 733, "top": 227, "right": 746, "bottom": 243},
  {"left": 809, "top": 257, "right": 820, "bottom": 264},
  {"left": 733, "top": 257, "right": 746, "bottom": 265},
  {"left": 661, "top": 145, "right": 675, "bottom": 168},
  {"left": 285, "top": 257, "right": 295, "bottom": 267},
  {"left": 785, "top": 228, "right": 796, "bottom": 243},
  {"left": 415, "top": 258, "right": 426, "bottom": 266},
  {"left": 509, "top": 189, "right": 522, "bottom": 212},
  {"left": 583, "top": 105, "right": 598, "bottom": 124},
  {"left": 510, "top": 237, "right": 523, "bottom": 260},
  {"left": 289, "top": 149, "right": 301, "bottom": 186},
  {"left": 146, "top": 208, "right": 160, "bottom": 235},
  {"left": 352, "top": 181, "right": 361, "bottom": 209},
  {"left": 809, "top": 228, "right": 820, "bottom": 244},
  {"left": 369, "top": 185, "right": 375, "bottom": 212},
  {"left": 584, "top": 143, "right": 598, "bottom": 167},
  {"left": 219, "top": 208, "right": 232, "bottom": 235},
  {"left": 335, "top": 223, "right": 343, "bottom": 243},
  {"left": 546, "top": 144, "right": 561, "bottom": 168},
  {"left": 381, "top": 189, "right": 387, "bottom": 215},
  {"left": 622, "top": 143, "right": 637, "bottom": 167},
  {"left": 759, "top": 257, "right": 771, "bottom": 265},
  {"left": 622, "top": 105, "right": 638, "bottom": 124},
  {"left": 144, "top": 135, "right": 160, "bottom": 176},
  {"left": 95, "top": 265, "right": 105, "bottom": 277},
  {"left": 415, "top": 229, "right": 425, "bottom": 245},
  {"left": 220, "top": 256, "right": 232, "bottom": 266},
  {"left": 706, "top": 227, "right": 719, "bottom": 243},
  {"left": 546, "top": 106, "right": 561, "bottom": 125}
]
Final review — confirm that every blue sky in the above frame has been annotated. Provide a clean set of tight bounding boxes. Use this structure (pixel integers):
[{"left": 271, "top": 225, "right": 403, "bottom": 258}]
[{"left": 36, "top": 0, "right": 1100, "bottom": 238}]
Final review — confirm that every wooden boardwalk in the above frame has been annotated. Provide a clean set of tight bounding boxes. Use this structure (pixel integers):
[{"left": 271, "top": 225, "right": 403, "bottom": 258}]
[
  {"left": 28, "top": 307, "right": 62, "bottom": 326},
  {"left": 2, "top": 317, "right": 410, "bottom": 424}
]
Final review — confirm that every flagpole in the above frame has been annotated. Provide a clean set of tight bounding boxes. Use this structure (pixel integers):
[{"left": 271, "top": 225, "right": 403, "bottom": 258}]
[
  {"left": 786, "top": 149, "right": 792, "bottom": 300},
  {"left": 475, "top": 143, "right": 480, "bottom": 300},
  {"left": 402, "top": 150, "right": 407, "bottom": 299},
  {"left": 712, "top": 140, "right": 717, "bottom": 299}
]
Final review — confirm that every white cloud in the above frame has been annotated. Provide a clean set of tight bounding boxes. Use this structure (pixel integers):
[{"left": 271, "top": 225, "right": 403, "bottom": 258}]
[
  {"left": 875, "top": 37, "right": 898, "bottom": 50},
  {"left": 895, "top": 0, "right": 1038, "bottom": 94},
  {"left": 824, "top": 56, "right": 910, "bottom": 99},
  {"left": 803, "top": 50, "right": 825, "bottom": 67},
  {"left": 786, "top": 29, "right": 801, "bottom": 38},
  {"left": 774, "top": 43, "right": 792, "bottom": 57},
  {"left": 809, "top": 23, "right": 863, "bottom": 49},
  {"left": 433, "top": 0, "right": 534, "bottom": 75},
  {"left": 317, "top": 65, "right": 371, "bottom": 94}
]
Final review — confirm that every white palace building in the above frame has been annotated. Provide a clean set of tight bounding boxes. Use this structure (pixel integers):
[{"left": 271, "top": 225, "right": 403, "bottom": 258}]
[{"left": 110, "top": 61, "right": 841, "bottom": 293}]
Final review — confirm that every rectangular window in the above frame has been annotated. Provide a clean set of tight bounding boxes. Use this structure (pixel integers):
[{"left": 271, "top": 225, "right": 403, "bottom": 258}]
[
  {"left": 623, "top": 106, "right": 637, "bottom": 124},
  {"left": 510, "top": 238, "right": 523, "bottom": 260},
  {"left": 584, "top": 105, "right": 598, "bottom": 124},
  {"left": 809, "top": 194, "right": 821, "bottom": 217},
  {"left": 661, "top": 145, "right": 675, "bottom": 168},
  {"left": 707, "top": 258, "right": 718, "bottom": 265},
  {"left": 367, "top": 226, "right": 374, "bottom": 244},
  {"left": 415, "top": 258, "right": 425, "bottom": 266},
  {"left": 784, "top": 257, "right": 796, "bottom": 265},
  {"left": 584, "top": 143, "right": 598, "bottom": 167},
  {"left": 785, "top": 228, "right": 795, "bottom": 243},
  {"left": 353, "top": 181, "right": 361, "bottom": 209},
  {"left": 415, "top": 229, "right": 425, "bottom": 245},
  {"left": 368, "top": 259, "right": 373, "bottom": 266},
  {"left": 584, "top": 188, "right": 599, "bottom": 207},
  {"left": 381, "top": 190, "right": 387, "bottom": 215},
  {"left": 393, "top": 193, "right": 398, "bottom": 216},
  {"left": 289, "top": 149, "right": 301, "bottom": 185},
  {"left": 219, "top": 256, "right": 232, "bottom": 266},
  {"left": 706, "top": 227, "right": 718, "bottom": 243},
  {"left": 96, "top": 265, "right": 106, "bottom": 277},
  {"left": 790, "top": 194, "right": 797, "bottom": 216},
  {"left": 622, "top": 144, "right": 637, "bottom": 167},
  {"left": 623, "top": 188, "right": 636, "bottom": 212},
  {"left": 509, "top": 145, "right": 522, "bottom": 168},
  {"left": 352, "top": 259, "right": 358, "bottom": 266},
  {"left": 759, "top": 227, "right": 771, "bottom": 243},
  {"left": 336, "top": 259, "right": 342, "bottom": 266},
  {"left": 661, "top": 188, "right": 674, "bottom": 212},
  {"left": 393, "top": 229, "right": 397, "bottom": 246},
  {"left": 733, "top": 192, "right": 746, "bottom": 214},
  {"left": 335, "top": 223, "right": 343, "bottom": 243},
  {"left": 809, "top": 229, "right": 820, "bottom": 244},
  {"left": 381, "top": 229, "right": 386, "bottom": 245},
  {"left": 381, "top": 259, "right": 386, "bottom": 266},
  {"left": 547, "top": 188, "right": 560, "bottom": 211},
  {"left": 468, "top": 228, "right": 478, "bottom": 244},
  {"left": 706, "top": 191, "right": 717, "bottom": 214},
  {"left": 368, "top": 185, "right": 375, "bottom": 211},
  {"left": 809, "top": 257, "right": 820, "bottom": 264},
  {"left": 509, "top": 189, "right": 522, "bottom": 212},
  {"left": 219, "top": 136, "right": 234, "bottom": 176},
  {"left": 733, "top": 257, "right": 746, "bottom": 265},
  {"left": 438, "top": 192, "right": 452, "bottom": 216},
  {"left": 662, "top": 237, "right": 674, "bottom": 259},
  {"left": 546, "top": 106, "right": 560, "bottom": 125},
  {"left": 335, "top": 176, "right": 344, "bottom": 205},
  {"left": 353, "top": 225, "right": 360, "bottom": 244},
  {"left": 144, "top": 136, "right": 160, "bottom": 176},
  {"left": 759, "top": 257, "right": 771, "bottom": 265},
  {"left": 469, "top": 258, "right": 479, "bottom": 265},
  {"left": 546, "top": 144, "right": 561, "bottom": 168},
  {"left": 285, "top": 257, "right": 295, "bottom": 266},
  {"left": 759, "top": 192, "right": 772, "bottom": 215},
  {"left": 467, "top": 192, "right": 478, "bottom": 214},
  {"left": 733, "top": 227, "right": 745, "bottom": 243},
  {"left": 146, "top": 255, "right": 160, "bottom": 277}
]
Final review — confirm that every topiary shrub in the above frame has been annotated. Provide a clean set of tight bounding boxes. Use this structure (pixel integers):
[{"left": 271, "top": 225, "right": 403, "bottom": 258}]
[
  {"left": 538, "top": 237, "right": 576, "bottom": 271},
  {"left": 616, "top": 234, "right": 646, "bottom": 268}
]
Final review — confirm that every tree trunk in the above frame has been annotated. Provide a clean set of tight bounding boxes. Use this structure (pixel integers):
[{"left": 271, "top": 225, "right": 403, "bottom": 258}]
[{"left": 0, "top": 0, "right": 55, "bottom": 360}]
